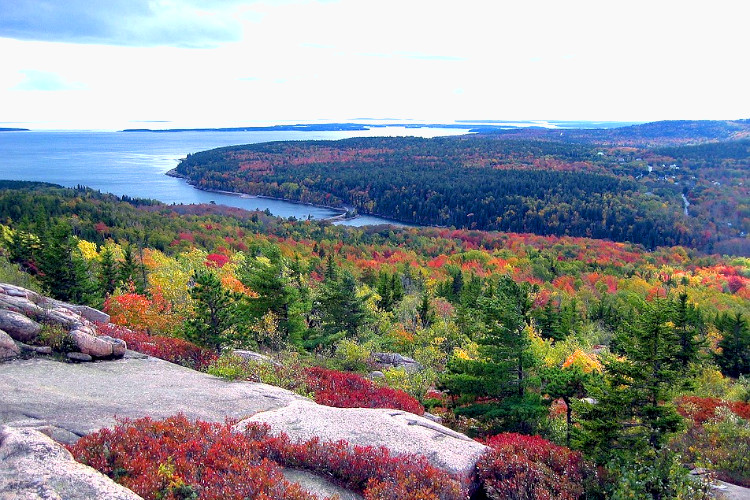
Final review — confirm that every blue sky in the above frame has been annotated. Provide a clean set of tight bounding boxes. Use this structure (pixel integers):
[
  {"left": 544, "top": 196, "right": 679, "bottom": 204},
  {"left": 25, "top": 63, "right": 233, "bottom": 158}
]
[{"left": 1, "top": 0, "right": 747, "bottom": 130}]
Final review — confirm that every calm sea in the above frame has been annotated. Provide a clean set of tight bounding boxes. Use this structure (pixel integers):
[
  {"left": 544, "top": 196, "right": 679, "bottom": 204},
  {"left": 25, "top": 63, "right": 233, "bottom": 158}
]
[{"left": 0, "top": 127, "right": 469, "bottom": 224}]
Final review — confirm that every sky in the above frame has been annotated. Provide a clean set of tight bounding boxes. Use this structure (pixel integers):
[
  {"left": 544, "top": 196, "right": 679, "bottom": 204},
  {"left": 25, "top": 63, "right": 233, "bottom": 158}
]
[{"left": 0, "top": 0, "right": 748, "bottom": 130}]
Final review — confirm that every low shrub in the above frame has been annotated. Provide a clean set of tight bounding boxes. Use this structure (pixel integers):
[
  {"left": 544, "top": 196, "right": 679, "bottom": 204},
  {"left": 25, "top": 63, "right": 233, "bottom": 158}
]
[
  {"left": 673, "top": 396, "right": 750, "bottom": 486},
  {"left": 97, "top": 323, "right": 217, "bottom": 371},
  {"left": 477, "top": 433, "right": 585, "bottom": 500},
  {"left": 68, "top": 415, "right": 461, "bottom": 499},
  {"left": 304, "top": 366, "right": 425, "bottom": 415},
  {"left": 36, "top": 323, "right": 77, "bottom": 353},
  {"left": 676, "top": 396, "right": 750, "bottom": 424}
]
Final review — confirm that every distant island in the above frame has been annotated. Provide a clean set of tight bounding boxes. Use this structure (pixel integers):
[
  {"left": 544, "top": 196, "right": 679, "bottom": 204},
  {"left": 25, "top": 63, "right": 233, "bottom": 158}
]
[
  {"left": 0, "top": 128, "right": 30, "bottom": 132},
  {"left": 120, "top": 121, "right": 640, "bottom": 134}
]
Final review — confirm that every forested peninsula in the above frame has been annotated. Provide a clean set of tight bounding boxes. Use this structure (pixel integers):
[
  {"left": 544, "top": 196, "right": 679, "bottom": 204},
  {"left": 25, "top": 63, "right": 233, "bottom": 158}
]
[{"left": 173, "top": 119, "right": 750, "bottom": 254}]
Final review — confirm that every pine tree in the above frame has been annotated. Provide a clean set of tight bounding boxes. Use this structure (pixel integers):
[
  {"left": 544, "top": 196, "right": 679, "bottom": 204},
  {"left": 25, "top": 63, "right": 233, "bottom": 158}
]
[
  {"left": 417, "top": 291, "right": 432, "bottom": 328},
  {"left": 672, "top": 292, "right": 703, "bottom": 371},
  {"left": 185, "top": 269, "right": 236, "bottom": 351},
  {"left": 578, "top": 298, "right": 686, "bottom": 464},
  {"left": 715, "top": 312, "right": 750, "bottom": 378},
  {"left": 238, "top": 244, "right": 305, "bottom": 346},
  {"left": 308, "top": 270, "right": 370, "bottom": 348},
  {"left": 37, "top": 220, "right": 95, "bottom": 304},
  {"left": 543, "top": 364, "right": 592, "bottom": 447},
  {"left": 98, "top": 246, "right": 119, "bottom": 296},
  {"left": 441, "top": 276, "right": 545, "bottom": 434}
]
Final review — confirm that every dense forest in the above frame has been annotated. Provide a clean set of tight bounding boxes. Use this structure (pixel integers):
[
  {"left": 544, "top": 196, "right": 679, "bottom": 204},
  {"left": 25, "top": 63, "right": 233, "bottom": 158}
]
[
  {"left": 0, "top": 181, "right": 748, "bottom": 498},
  {"left": 173, "top": 121, "right": 749, "bottom": 254}
]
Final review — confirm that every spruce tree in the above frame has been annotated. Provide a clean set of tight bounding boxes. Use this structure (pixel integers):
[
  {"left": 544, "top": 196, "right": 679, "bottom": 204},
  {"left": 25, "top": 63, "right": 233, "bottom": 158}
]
[
  {"left": 441, "top": 276, "right": 545, "bottom": 434},
  {"left": 577, "top": 298, "right": 687, "bottom": 464},
  {"left": 185, "top": 269, "right": 236, "bottom": 351},
  {"left": 98, "top": 246, "right": 119, "bottom": 296},
  {"left": 715, "top": 312, "right": 750, "bottom": 378}
]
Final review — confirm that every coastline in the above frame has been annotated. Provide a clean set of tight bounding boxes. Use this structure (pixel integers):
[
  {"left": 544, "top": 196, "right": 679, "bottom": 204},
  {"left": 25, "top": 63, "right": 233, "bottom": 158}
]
[
  {"left": 166, "top": 167, "right": 351, "bottom": 221},
  {"left": 165, "top": 167, "right": 411, "bottom": 226}
]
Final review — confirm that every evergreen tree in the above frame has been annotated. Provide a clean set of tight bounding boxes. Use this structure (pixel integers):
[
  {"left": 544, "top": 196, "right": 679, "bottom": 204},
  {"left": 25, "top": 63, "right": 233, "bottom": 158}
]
[
  {"left": 184, "top": 269, "right": 236, "bottom": 350},
  {"left": 308, "top": 269, "right": 369, "bottom": 348},
  {"left": 536, "top": 300, "right": 564, "bottom": 341},
  {"left": 672, "top": 292, "right": 703, "bottom": 372},
  {"left": 119, "top": 244, "right": 145, "bottom": 293},
  {"left": 715, "top": 312, "right": 750, "bottom": 378},
  {"left": 441, "top": 276, "right": 545, "bottom": 434},
  {"left": 543, "top": 364, "right": 592, "bottom": 447},
  {"left": 37, "top": 220, "right": 94, "bottom": 304},
  {"left": 577, "top": 298, "right": 687, "bottom": 465},
  {"left": 98, "top": 246, "right": 119, "bottom": 296},
  {"left": 238, "top": 244, "right": 305, "bottom": 346},
  {"left": 417, "top": 291, "right": 432, "bottom": 328}
]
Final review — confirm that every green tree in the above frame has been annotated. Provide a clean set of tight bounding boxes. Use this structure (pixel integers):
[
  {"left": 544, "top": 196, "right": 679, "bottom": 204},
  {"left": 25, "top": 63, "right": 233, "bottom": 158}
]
[
  {"left": 441, "top": 276, "right": 545, "bottom": 434},
  {"left": 37, "top": 220, "right": 95, "bottom": 304},
  {"left": 184, "top": 269, "right": 236, "bottom": 350},
  {"left": 672, "top": 292, "right": 703, "bottom": 373},
  {"left": 543, "top": 364, "right": 592, "bottom": 447},
  {"left": 307, "top": 269, "right": 370, "bottom": 349},
  {"left": 577, "top": 298, "right": 687, "bottom": 465},
  {"left": 715, "top": 312, "right": 750, "bottom": 378},
  {"left": 238, "top": 244, "right": 305, "bottom": 347},
  {"left": 98, "top": 246, "right": 119, "bottom": 296}
]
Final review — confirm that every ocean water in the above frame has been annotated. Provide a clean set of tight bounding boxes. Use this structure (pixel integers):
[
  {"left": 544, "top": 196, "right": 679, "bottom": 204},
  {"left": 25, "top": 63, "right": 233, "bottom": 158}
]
[{"left": 0, "top": 127, "right": 469, "bottom": 223}]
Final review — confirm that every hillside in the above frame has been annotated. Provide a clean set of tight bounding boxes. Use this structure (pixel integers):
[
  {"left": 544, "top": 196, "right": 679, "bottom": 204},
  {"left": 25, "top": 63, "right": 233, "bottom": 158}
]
[
  {"left": 0, "top": 181, "right": 748, "bottom": 498},
  {"left": 172, "top": 120, "right": 750, "bottom": 253}
]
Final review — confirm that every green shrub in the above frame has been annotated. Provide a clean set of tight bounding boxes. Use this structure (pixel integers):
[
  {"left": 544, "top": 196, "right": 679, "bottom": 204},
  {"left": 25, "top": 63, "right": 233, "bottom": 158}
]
[{"left": 37, "top": 324, "right": 76, "bottom": 353}]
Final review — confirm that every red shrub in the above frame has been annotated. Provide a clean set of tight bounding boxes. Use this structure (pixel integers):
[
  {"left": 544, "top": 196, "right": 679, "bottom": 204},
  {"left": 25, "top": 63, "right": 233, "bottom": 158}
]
[
  {"left": 68, "top": 415, "right": 461, "bottom": 500},
  {"left": 676, "top": 396, "right": 750, "bottom": 425},
  {"left": 205, "top": 253, "right": 230, "bottom": 268},
  {"left": 97, "top": 323, "right": 217, "bottom": 371},
  {"left": 478, "top": 433, "right": 585, "bottom": 500},
  {"left": 304, "top": 367, "right": 424, "bottom": 415}
]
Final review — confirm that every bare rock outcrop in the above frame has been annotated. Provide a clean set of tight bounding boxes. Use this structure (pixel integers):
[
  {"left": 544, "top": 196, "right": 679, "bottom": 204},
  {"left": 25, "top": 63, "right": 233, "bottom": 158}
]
[
  {"left": 372, "top": 351, "right": 423, "bottom": 373},
  {"left": 0, "top": 425, "right": 143, "bottom": 499},
  {"left": 0, "top": 283, "right": 122, "bottom": 360},
  {"left": 0, "top": 329, "right": 20, "bottom": 360},
  {"left": 0, "top": 309, "right": 42, "bottom": 343},
  {"left": 235, "top": 399, "right": 488, "bottom": 493},
  {"left": 70, "top": 328, "right": 127, "bottom": 358}
]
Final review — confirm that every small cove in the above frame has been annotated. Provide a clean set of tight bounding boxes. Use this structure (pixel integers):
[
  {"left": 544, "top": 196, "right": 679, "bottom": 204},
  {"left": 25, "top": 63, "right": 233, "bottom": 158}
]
[{"left": 0, "top": 127, "right": 469, "bottom": 225}]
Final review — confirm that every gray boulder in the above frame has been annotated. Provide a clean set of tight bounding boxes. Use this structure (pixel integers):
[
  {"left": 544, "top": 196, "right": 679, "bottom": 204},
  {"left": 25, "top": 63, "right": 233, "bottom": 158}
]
[
  {"left": 235, "top": 400, "right": 488, "bottom": 494},
  {"left": 0, "top": 425, "right": 143, "bottom": 499},
  {"left": 52, "top": 301, "right": 110, "bottom": 324},
  {"left": 372, "top": 351, "right": 423, "bottom": 373},
  {"left": 0, "top": 294, "right": 45, "bottom": 318},
  {"left": 70, "top": 329, "right": 126, "bottom": 359},
  {"left": 0, "top": 330, "right": 20, "bottom": 361},
  {"left": 233, "top": 349, "right": 282, "bottom": 367},
  {"left": 0, "top": 309, "right": 41, "bottom": 343}
]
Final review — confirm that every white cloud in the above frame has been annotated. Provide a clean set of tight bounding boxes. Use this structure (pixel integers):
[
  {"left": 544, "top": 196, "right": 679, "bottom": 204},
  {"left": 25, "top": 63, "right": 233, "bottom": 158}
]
[{"left": 0, "top": 0, "right": 748, "bottom": 128}]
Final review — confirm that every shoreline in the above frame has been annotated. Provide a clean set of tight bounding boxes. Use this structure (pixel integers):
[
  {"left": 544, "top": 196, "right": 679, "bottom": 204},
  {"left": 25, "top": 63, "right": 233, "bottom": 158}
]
[
  {"left": 165, "top": 167, "right": 414, "bottom": 226},
  {"left": 166, "top": 167, "right": 353, "bottom": 222}
]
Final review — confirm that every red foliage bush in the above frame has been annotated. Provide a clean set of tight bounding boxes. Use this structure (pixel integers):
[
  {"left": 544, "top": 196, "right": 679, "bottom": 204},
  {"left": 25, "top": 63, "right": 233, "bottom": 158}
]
[
  {"left": 205, "top": 253, "right": 230, "bottom": 268},
  {"left": 676, "top": 396, "right": 750, "bottom": 425},
  {"left": 477, "top": 433, "right": 585, "bottom": 500},
  {"left": 68, "top": 415, "right": 461, "bottom": 500},
  {"left": 304, "top": 367, "right": 424, "bottom": 415},
  {"left": 97, "top": 323, "right": 217, "bottom": 371}
]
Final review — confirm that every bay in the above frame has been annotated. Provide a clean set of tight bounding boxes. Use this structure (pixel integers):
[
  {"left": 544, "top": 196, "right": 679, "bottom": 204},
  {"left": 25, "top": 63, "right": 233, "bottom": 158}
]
[{"left": 0, "top": 127, "right": 469, "bottom": 223}]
